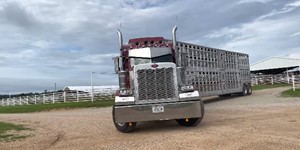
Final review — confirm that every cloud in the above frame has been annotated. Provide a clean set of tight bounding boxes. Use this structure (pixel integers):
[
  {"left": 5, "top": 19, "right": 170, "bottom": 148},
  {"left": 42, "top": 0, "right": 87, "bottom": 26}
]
[
  {"left": 121, "top": 0, "right": 174, "bottom": 9},
  {"left": 290, "top": 31, "right": 300, "bottom": 37},
  {"left": 256, "top": 0, "right": 300, "bottom": 20},
  {"left": 203, "top": 0, "right": 300, "bottom": 63},
  {"left": 0, "top": 2, "right": 40, "bottom": 30},
  {"left": 237, "top": 0, "right": 274, "bottom": 4},
  {"left": 0, "top": 0, "right": 300, "bottom": 93}
]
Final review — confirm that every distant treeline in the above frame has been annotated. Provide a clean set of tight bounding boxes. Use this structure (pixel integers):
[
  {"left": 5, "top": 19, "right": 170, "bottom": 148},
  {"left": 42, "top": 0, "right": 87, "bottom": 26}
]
[{"left": 0, "top": 90, "right": 63, "bottom": 99}]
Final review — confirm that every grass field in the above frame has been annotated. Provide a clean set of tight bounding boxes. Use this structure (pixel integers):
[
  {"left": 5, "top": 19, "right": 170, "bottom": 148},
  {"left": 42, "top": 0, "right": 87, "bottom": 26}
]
[
  {"left": 281, "top": 89, "right": 300, "bottom": 97},
  {"left": 0, "top": 122, "right": 30, "bottom": 142},
  {"left": 252, "top": 83, "right": 290, "bottom": 91},
  {"left": 0, "top": 100, "right": 114, "bottom": 114}
]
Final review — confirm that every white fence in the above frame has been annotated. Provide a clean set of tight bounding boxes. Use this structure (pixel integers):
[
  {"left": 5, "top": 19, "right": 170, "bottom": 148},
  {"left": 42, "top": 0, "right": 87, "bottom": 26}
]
[
  {"left": 251, "top": 73, "right": 299, "bottom": 85},
  {"left": 251, "top": 73, "right": 300, "bottom": 91},
  {"left": 292, "top": 75, "right": 300, "bottom": 91},
  {"left": 0, "top": 89, "right": 115, "bottom": 107}
]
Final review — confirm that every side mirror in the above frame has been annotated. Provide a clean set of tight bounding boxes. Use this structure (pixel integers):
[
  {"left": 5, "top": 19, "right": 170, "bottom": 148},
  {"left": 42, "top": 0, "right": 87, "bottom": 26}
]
[{"left": 113, "top": 57, "right": 121, "bottom": 74}]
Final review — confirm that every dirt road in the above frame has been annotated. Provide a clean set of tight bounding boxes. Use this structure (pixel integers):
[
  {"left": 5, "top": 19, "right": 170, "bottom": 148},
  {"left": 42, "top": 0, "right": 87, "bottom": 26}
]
[{"left": 1, "top": 87, "right": 300, "bottom": 150}]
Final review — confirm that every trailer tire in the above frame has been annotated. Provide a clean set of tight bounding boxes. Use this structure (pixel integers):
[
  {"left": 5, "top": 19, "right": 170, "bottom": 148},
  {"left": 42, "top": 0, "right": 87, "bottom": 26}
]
[
  {"left": 247, "top": 84, "right": 252, "bottom": 95},
  {"left": 240, "top": 85, "right": 247, "bottom": 96},
  {"left": 176, "top": 99, "right": 204, "bottom": 127},
  {"left": 112, "top": 105, "right": 137, "bottom": 133}
]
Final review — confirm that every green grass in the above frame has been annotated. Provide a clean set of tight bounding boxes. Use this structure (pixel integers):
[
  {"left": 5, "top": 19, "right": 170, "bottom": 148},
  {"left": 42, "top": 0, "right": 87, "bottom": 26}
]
[
  {"left": 281, "top": 89, "right": 300, "bottom": 97},
  {"left": 0, "top": 100, "right": 114, "bottom": 114},
  {"left": 252, "top": 83, "right": 290, "bottom": 91},
  {"left": 0, "top": 122, "right": 30, "bottom": 142}
]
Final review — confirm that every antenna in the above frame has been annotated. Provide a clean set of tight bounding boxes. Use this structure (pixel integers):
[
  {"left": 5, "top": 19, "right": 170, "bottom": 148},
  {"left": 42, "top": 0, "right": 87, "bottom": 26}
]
[
  {"left": 175, "top": 15, "right": 179, "bottom": 41},
  {"left": 118, "top": 2, "right": 122, "bottom": 29},
  {"left": 118, "top": 15, "right": 122, "bottom": 29}
]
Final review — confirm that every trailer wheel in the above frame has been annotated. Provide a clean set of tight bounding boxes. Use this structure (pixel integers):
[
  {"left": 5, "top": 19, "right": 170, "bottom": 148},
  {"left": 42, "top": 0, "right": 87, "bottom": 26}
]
[
  {"left": 247, "top": 84, "right": 252, "bottom": 95},
  {"left": 240, "top": 85, "right": 247, "bottom": 96},
  {"left": 112, "top": 105, "right": 136, "bottom": 133},
  {"left": 176, "top": 99, "right": 204, "bottom": 127}
]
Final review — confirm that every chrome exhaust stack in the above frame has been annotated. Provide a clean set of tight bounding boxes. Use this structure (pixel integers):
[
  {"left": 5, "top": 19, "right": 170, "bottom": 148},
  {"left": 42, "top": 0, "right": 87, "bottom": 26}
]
[
  {"left": 172, "top": 25, "right": 177, "bottom": 49},
  {"left": 116, "top": 29, "right": 123, "bottom": 71},
  {"left": 116, "top": 29, "right": 127, "bottom": 90},
  {"left": 116, "top": 29, "right": 123, "bottom": 51},
  {"left": 172, "top": 26, "right": 185, "bottom": 85}
]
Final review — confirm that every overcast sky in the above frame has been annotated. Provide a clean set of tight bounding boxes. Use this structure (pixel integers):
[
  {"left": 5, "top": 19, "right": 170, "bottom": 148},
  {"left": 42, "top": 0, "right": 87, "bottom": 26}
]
[{"left": 1, "top": 0, "right": 300, "bottom": 93}]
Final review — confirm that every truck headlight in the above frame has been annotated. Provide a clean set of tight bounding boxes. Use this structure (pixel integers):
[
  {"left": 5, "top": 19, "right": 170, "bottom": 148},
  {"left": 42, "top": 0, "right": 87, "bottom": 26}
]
[
  {"left": 180, "top": 85, "right": 194, "bottom": 92},
  {"left": 119, "top": 89, "right": 133, "bottom": 96}
]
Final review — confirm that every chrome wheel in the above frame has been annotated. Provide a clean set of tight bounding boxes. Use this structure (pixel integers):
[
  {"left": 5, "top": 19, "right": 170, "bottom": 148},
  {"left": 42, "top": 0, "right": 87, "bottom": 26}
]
[{"left": 117, "top": 123, "right": 125, "bottom": 126}]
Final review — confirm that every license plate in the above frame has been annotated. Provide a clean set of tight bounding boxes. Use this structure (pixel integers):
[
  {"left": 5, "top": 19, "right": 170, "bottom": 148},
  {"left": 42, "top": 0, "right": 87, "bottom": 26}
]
[{"left": 152, "top": 105, "right": 164, "bottom": 113}]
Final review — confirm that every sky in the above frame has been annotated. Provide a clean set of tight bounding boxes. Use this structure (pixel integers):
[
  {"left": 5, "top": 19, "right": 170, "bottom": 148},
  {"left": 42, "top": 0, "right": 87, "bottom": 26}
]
[{"left": 0, "top": 0, "right": 300, "bottom": 93}]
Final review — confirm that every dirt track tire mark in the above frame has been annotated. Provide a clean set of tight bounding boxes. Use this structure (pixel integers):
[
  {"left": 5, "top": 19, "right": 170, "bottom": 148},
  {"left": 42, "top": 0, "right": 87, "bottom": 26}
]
[{"left": 49, "top": 133, "right": 65, "bottom": 147}]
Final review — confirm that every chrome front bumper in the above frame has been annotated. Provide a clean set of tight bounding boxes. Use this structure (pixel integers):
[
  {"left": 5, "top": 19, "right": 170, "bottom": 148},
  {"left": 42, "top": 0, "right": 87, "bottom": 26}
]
[{"left": 114, "top": 100, "right": 202, "bottom": 123}]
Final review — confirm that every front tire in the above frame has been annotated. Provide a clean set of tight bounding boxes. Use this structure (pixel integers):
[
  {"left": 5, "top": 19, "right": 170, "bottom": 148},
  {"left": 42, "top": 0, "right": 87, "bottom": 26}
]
[
  {"left": 176, "top": 99, "right": 204, "bottom": 127},
  {"left": 112, "top": 105, "right": 137, "bottom": 133},
  {"left": 247, "top": 84, "right": 252, "bottom": 95}
]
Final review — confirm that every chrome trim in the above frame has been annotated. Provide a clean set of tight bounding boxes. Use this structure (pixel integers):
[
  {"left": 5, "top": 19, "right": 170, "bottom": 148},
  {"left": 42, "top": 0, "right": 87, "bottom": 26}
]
[
  {"left": 133, "top": 63, "right": 179, "bottom": 104},
  {"left": 113, "top": 100, "right": 202, "bottom": 123}
]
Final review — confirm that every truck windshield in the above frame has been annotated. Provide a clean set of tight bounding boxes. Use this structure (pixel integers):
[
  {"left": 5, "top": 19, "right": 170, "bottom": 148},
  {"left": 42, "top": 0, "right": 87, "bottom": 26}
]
[
  {"left": 131, "top": 58, "right": 151, "bottom": 66},
  {"left": 130, "top": 54, "right": 173, "bottom": 66},
  {"left": 152, "top": 54, "right": 173, "bottom": 63}
]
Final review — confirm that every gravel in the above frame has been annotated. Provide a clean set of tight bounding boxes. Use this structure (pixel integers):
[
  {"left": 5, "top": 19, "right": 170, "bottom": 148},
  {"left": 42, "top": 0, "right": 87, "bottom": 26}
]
[{"left": 1, "top": 87, "right": 300, "bottom": 150}]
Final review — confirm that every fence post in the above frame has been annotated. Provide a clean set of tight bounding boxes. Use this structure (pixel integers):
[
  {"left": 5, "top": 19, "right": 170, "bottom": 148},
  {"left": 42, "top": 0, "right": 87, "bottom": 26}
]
[
  {"left": 34, "top": 95, "right": 37, "bottom": 104},
  {"left": 1, "top": 98, "right": 3, "bottom": 106},
  {"left": 7, "top": 98, "right": 9, "bottom": 106},
  {"left": 76, "top": 90, "right": 79, "bottom": 102},
  {"left": 13, "top": 97, "right": 15, "bottom": 106},
  {"left": 287, "top": 71, "right": 290, "bottom": 84},
  {"left": 27, "top": 96, "right": 29, "bottom": 105},
  {"left": 19, "top": 97, "right": 22, "bottom": 105},
  {"left": 271, "top": 75, "right": 274, "bottom": 85},
  {"left": 91, "top": 89, "right": 94, "bottom": 103},
  {"left": 63, "top": 91, "right": 66, "bottom": 102},
  {"left": 43, "top": 93, "right": 46, "bottom": 103},
  {"left": 292, "top": 75, "right": 295, "bottom": 91},
  {"left": 52, "top": 92, "right": 55, "bottom": 103},
  {"left": 110, "top": 88, "right": 113, "bottom": 99},
  {"left": 255, "top": 76, "right": 258, "bottom": 85}
]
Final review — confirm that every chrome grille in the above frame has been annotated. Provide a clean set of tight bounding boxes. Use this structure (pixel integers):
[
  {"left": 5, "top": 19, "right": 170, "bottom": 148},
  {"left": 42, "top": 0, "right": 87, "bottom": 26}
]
[{"left": 137, "top": 67, "right": 176, "bottom": 101}]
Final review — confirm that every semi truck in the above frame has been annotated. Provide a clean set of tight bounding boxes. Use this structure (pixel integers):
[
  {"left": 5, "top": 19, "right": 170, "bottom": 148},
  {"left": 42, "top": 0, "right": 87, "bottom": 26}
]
[{"left": 112, "top": 26, "right": 251, "bottom": 133}]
